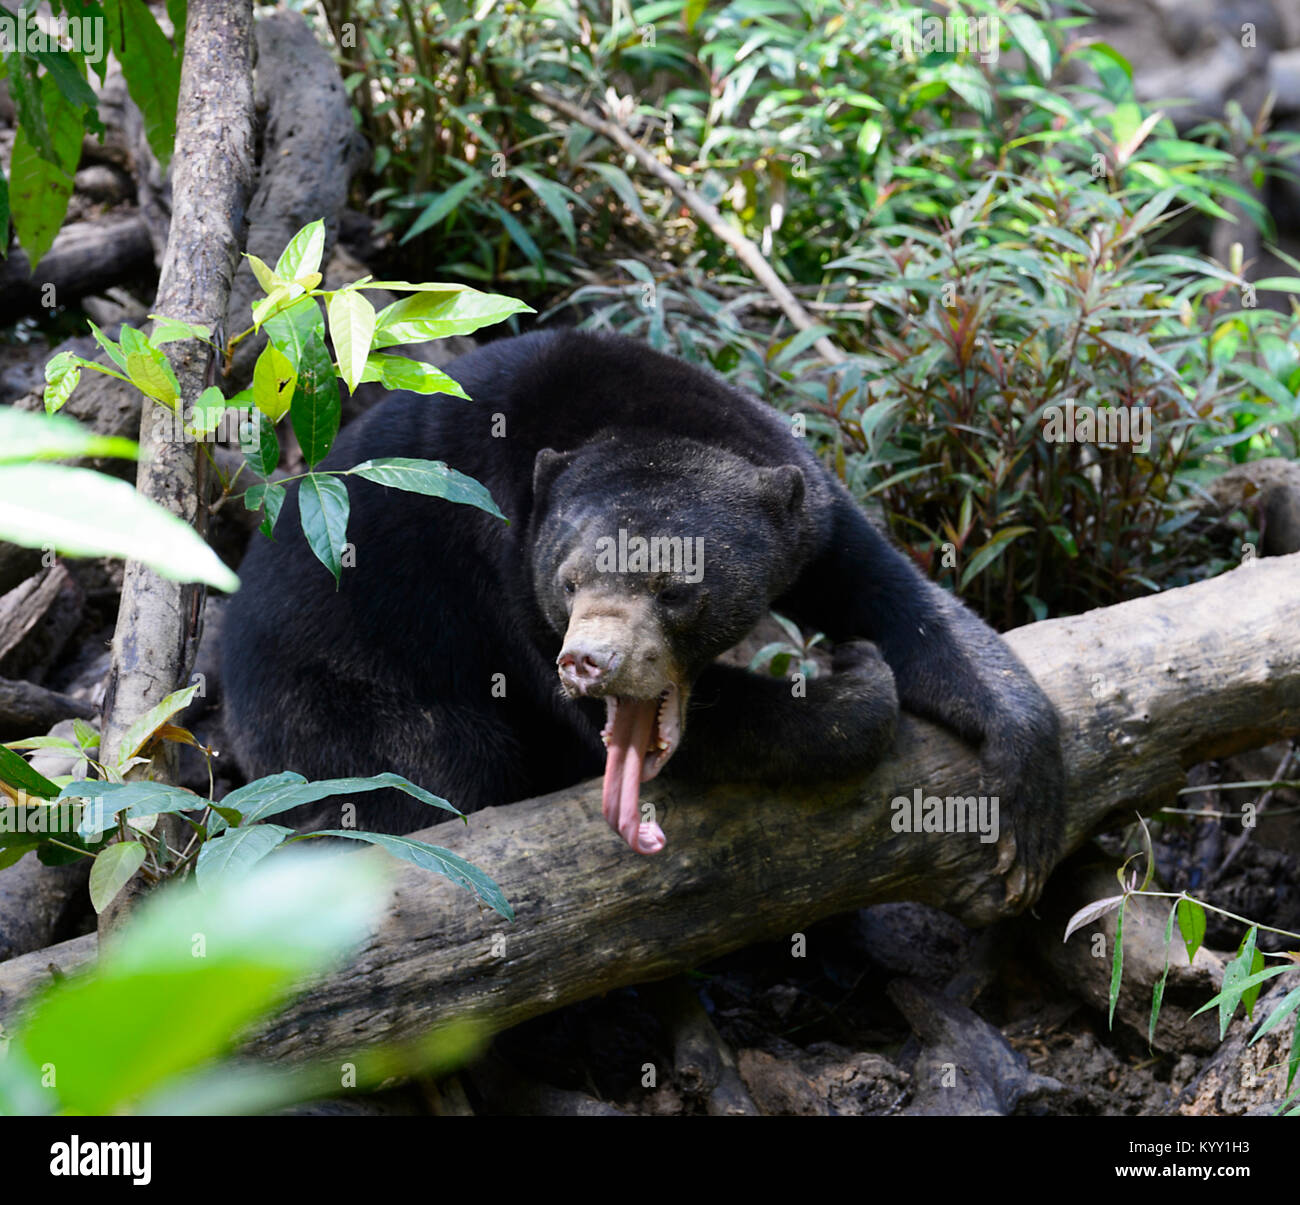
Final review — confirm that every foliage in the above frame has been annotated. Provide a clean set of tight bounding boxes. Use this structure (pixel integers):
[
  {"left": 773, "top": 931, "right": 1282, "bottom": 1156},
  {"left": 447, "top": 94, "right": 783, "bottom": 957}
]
[
  {"left": 0, "top": 851, "right": 485, "bottom": 1115},
  {"left": 0, "top": 0, "right": 184, "bottom": 268},
  {"left": 748, "top": 609, "right": 824, "bottom": 680},
  {"left": 9, "top": 221, "right": 527, "bottom": 918},
  {"left": 0, "top": 678, "right": 514, "bottom": 918},
  {"left": 1064, "top": 813, "right": 1300, "bottom": 1116},
  {"left": 523, "top": 0, "right": 1300, "bottom": 627},
  {"left": 44, "top": 219, "right": 529, "bottom": 581},
  {"left": 0, "top": 408, "right": 237, "bottom": 590},
  {"left": 310, "top": 0, "right": 1300, "bottom": 626}
]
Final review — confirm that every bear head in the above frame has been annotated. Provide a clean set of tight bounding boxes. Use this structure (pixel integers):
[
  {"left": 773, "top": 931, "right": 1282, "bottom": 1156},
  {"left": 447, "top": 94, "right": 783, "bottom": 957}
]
[{"left": 529, "top": 434, "right": 814, "bottom": 854}]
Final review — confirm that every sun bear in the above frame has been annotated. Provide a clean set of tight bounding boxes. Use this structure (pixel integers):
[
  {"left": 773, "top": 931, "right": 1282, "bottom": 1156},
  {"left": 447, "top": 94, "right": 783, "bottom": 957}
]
[{"left": 221, "top": 329, "right": 1065, "bottom": 905}]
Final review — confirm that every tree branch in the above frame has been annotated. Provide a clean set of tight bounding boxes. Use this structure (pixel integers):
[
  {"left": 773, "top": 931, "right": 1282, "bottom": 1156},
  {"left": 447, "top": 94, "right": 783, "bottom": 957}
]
[{"left": 528, "top": 83, "right": 846, "bottom": 366}]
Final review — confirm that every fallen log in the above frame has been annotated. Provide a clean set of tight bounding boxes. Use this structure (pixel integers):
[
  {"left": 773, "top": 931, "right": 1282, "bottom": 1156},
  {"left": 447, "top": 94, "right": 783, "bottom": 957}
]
[
  {"left": 1, "top": 554, "right": 1298, "bottom": 1056},
  {"left": 0, "top": 564, "right": 82, "bottom": 684},
  {"left": 887, "top": 979, "right": 1064, "bottom": 1115},
  {"left": 0, "top": 860, "right": 89, "bottom": 964},
  {"left": 0, "top": 214, "right": 154, "bottom": 325},
  {"left": 0, "top": 677, "right": 94, "bottom": 738}
]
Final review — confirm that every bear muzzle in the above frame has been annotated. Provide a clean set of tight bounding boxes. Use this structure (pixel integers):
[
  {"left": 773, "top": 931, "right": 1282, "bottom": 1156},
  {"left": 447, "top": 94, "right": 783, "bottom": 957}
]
[{"left": 555, "top": 593, "right": 689, "bottom": 855}]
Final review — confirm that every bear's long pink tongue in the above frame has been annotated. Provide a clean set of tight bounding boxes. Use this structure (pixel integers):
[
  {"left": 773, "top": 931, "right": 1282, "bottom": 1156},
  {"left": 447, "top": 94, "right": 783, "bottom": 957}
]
[{"left": 602, "top": 699, "right": 667, "bottom": 855}]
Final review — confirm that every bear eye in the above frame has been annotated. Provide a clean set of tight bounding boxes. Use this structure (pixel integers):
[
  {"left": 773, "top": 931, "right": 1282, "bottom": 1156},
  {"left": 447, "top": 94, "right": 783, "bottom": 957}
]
[
  {"left": 658, "top": 584, "right": 690, "bottom": 606},
  {"left": 563, "top": 579, "right": 576, "bottom": 596}
]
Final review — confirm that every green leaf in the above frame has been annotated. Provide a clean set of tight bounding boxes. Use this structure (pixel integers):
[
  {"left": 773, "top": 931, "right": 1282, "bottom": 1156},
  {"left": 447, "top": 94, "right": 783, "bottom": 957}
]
[
  {"left": 1194, "top": 964, "right": 1291, "bottom": 1036},
  {"left": 6, "top": 736, "right": 79, "bottom": 752},
  {"left": 327, "top": 289, "right": 376, "bottom": 393},
  {"left": 1093, "top": 329, "right": 1179, "bottom": 378},
  {"left": 1150, "top": 901, "right": 1178, "bottom": 1048},
  {"left": 1177, "top": 897, "right": 1206, "bottom": 963},
  {"left": 245, "top": 253, "right": 280, "bottom": 294},
  {"left": 1250, "top": 984, "right": 1300, "bottom": 1045},
  {"left": 105, "top": 0, "right": 180, "bottom": 171},
  {"left": 88, "top": 841, "right": 148, "bottom": 914},
  {"left": 747, "top": 641, "right": 793, "bottom": 675},
  {"left": 0, "top": 464, "right": 239, "bottom": 591},
  {"left": 579, "top": 163, "right": 648, "bottom": 223},
  {"left": 511, "top": 167, "right": 582, "bottom": 245},
  {"left": 116, "top": 683, "right": 199, "bottom": 768},
  {"left": 0, "top": 743, "right": 60, "bottom": 800},
  {"left": 360, "top": 354, "right": 470, "bottom": 398},
  {"left": 0, "top": 843, "right": 38, "bottom": 870},
  {"left": 1221, "top": 927, "right": 1258, "bottom": 1038},
  {"left": 251, "top": 283, "right": 300, "bottom": 329},
  {"left": 262, "top": 294, "right": 326, "bottom": 368},
  {"left": 148, "top": 315, "right": 213, "bottom": 347},
  {"left": 1079, "top": 41, "right": 1133, "bottom": 83},
  {"left": 87, "top": 320, "right": 127, "bottom": 370},
  {"left": 123, "top": 345, "right": 181, "bottom": 409},
  {"left": 245, "top": 481, "right": 286, "bottom": 539},
  {"left": 9, "top": 73, "right": 80, "bottom": 269},
  {"left": 856, "top": 119, "right": 882, "bottom": 160},
  {"left": 184, "top": 386, "right": 228, "bottom": 440},
  {"left": 56, "top": 779, "right": 206, "bottom": 837},
  {"left": 399, "top": 175, "right": 483, "bottom": 244},
  {"left": 1005, "top": 12, "right": 1053, "bottom": 80},
  {"left": 307, "top": 830, "right": 514, "bottom": 921},
  {"left": 251, "top": 341, "right": 297, "bottom": 422},
  {"left": 233, "top": 771, "right": 463, "bottom": 826},
  {"left": 0, "top": 851, "right": 388, "bottom": 1114},
  {"left": 372, "top": 288, "right": 532, "bottom": 348},
  {"left": 241, "top": 409, "right": 280, "bottom": 479},
  {"left": 297, "top": 472, "right": 350, "bottom": 583},
  {"left": 1048, "top": 525, "right": 1078, "bottom": 557},
  {"left": 4, "top": 48, "right": 54, "bottom": 162},
  {"left": 959, "top": 526, "right": 1033, "bottom": 590},
  {"left": 348, "top": 457, "right": 505, "bottom": 521},
  {"left": 274, "top": 219, "right": 326, "bottom": 279},
  {"left": 195, "top": 824, "right": 295, "bottom": 888},
  {"left": 290, "top": 331, "right": 341, "bottom": 466},
  {"left": 1109, "top": 897, "right": 1125, "bottom": 1029},
  {"left": 43, "top": 352, "right": 81, "bottom": 414},
  {"left": 28, "top": 44, "right": 101, "bottom": 131},
  {"left": 1242, "top": 943, "right": 1268, "bottom": 1019},
  {"left": 0, "top": 407, "right": 138, "bottom": 464}
]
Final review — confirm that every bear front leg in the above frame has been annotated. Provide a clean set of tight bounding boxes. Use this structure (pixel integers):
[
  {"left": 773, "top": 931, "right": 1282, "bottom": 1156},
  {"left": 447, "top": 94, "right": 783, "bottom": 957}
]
[
  {"left": 781, "top": 495, "right": 1067, "bottom": 915},
  {"left": 670, "top": 640, "right": 899, "bottom": 785}
]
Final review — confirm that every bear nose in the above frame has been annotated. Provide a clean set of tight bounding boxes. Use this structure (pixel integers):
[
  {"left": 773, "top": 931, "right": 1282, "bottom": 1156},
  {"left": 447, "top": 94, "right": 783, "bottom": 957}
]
[{"left": 557, "top": 643, "right": 619, "bottom": 693}]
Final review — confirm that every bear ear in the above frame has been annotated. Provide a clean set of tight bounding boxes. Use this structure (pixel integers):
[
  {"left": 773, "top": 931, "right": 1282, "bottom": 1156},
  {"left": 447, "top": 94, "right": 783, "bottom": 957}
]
[
  {"left": 533, "top": 447, "right": 574, "bottom": 503},
  {"left": 756, "top": 464, "right": 806, "bottom": 517}
]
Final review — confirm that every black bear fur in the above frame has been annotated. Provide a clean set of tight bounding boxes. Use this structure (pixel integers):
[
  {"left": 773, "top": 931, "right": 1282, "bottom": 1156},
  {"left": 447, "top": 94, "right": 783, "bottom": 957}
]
[{"left": 221, "top": 329, "right": 1065, "bottom": 903}]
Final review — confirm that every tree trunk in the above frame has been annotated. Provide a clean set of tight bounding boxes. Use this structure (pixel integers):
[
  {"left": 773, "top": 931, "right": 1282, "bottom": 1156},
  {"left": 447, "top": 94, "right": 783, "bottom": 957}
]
[{"left": 96, "top": 1, "right": 256, "bottom": 936}]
